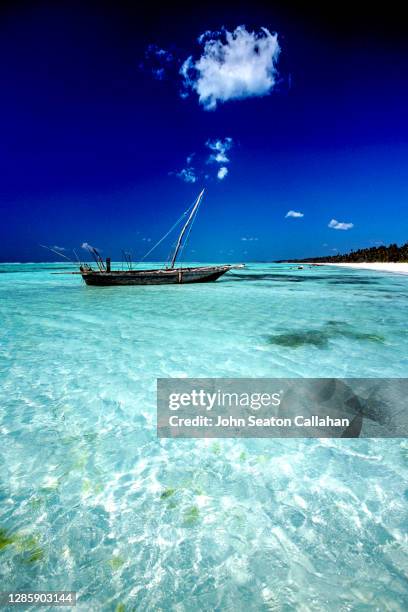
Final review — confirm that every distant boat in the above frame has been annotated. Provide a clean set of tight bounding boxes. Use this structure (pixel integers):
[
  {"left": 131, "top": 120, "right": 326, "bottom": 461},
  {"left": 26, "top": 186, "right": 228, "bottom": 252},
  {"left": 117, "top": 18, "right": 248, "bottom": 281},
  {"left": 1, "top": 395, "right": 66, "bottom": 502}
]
[{"left": 79, "top": 189, "right": 243, "bottom": 286}]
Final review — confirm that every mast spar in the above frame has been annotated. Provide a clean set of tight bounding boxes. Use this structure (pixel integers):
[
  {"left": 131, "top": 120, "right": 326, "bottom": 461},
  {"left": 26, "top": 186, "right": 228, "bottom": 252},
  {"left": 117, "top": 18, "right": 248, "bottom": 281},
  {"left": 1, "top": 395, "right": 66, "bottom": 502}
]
[{"left": 170, "top": 188, "right": 205, "bottom": 268}]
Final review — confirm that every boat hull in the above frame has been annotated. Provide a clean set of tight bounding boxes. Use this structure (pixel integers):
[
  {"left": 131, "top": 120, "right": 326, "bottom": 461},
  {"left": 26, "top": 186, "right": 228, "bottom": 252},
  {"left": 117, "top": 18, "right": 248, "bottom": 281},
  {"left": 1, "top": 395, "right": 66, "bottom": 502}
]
[{"left": 81, "top": 265, "right": 236, "bottom": 286}]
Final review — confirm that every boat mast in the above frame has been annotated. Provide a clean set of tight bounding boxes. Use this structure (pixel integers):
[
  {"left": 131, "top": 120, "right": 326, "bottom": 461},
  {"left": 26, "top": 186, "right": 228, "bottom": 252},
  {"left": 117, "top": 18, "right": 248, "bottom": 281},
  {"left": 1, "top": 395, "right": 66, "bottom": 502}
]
[{"left": 170, "top": 188, "right": 204, "bottom": 268}]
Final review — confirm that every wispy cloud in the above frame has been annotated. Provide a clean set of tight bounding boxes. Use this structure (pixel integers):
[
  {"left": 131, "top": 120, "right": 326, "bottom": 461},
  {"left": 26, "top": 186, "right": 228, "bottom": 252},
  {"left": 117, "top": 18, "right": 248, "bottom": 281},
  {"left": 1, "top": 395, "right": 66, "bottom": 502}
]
[
  {"left": 241, "top": 236, "right": 259, "bottom": 241},
  {"left": 181, "top": 25, "right": 280, "bottom": 110},
  {"left": 52, "top": 245, "right": 66, "bottom": 251},
  {"left": 81, "top": 242, "right": 101, "bottom": 252},
  {"left": 217, "top": 167, "right": 228, "bottom": 180},
  {"left": 141, "top": 44, "right": 174, "bottom": 80},
  {"left": 170, "top": 151, "right": 199, "bottom": 183},
  {"left": 206, "top": 137, "right": 233, "bottom": 163},
  {"left": 328, "top": 219, "right": 354, "bottom": 230},
  {"left": 176, "top": 167, "right": 197, "bottom": 183},
  {"left": 285, "top": 210, "right": 304, "bottom": 218}
]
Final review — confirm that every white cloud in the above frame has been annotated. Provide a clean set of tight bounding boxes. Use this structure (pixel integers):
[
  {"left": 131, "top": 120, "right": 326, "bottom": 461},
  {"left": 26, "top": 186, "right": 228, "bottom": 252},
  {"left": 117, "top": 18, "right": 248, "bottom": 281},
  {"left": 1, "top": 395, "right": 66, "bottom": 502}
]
[
  {"left": 206, "top": 137, "right": 233, "bottom": 180},
  {"left": 285, "top": 210, "right": 304, "bottom": 218},
  {"left": 171, "top": 153, "right": 199, "bottom": 183},
  {"left": 328, "top": 219, "right": 354, "bottom": 230},
  {"left": 177, "top": 167, "right": 197, "bottom": 183},
  {"left": 206, "top": 137, "right": 233, "bottom": 163},
  {"left": 241, "top": 236, "right": 258, "bottom": 241},
  {"left": 172, "top": 138, "right": 232, "bottom": 183},
  {"left": 81, "top": 242, "right": 101, "bottom": 253},
  {"left": 217, "top": 166, "right": 228, "bottom": 180},
  {"left": 52, "top": 245, "right": 66, "bottom": 251},
  {"left": 181, "top": 25, "right": 280, "bottom": 110}
]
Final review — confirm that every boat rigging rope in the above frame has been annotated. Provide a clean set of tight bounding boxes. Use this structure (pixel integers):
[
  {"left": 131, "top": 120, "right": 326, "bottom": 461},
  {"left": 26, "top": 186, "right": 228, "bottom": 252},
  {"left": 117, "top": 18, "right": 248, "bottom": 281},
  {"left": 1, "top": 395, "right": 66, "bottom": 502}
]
[
  {"left": 136, "top": 198, "right": 198, "bottom": 266},
  {"left": 39, "top": 244, "right": 75, "bottom": 263},
  {"left": 176, "top": 195, "right": 203, "bottom": 266}
]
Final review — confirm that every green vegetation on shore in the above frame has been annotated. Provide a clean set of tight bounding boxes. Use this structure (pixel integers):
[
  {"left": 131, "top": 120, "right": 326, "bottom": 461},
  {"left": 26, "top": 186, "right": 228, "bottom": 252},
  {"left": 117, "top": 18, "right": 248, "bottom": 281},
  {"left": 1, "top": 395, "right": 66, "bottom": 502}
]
[{"left": 280, "top": 241, "right": 408, "bottom": 263}]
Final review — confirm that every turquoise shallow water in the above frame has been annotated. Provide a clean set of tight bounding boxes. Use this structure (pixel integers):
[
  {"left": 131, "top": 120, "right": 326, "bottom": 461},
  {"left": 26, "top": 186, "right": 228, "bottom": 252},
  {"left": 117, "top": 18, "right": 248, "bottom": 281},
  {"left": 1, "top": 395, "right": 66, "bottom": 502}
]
[{"left": 0, "top": 262, "right": 408, "bottom": 610}]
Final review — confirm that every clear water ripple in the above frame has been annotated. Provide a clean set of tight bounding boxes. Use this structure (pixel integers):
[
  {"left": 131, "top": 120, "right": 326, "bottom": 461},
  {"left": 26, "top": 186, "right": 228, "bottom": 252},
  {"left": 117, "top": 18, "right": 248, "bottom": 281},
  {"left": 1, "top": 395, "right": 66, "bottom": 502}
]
[{"left": 0, "top": 263, "right": 407, "bottom": 610}]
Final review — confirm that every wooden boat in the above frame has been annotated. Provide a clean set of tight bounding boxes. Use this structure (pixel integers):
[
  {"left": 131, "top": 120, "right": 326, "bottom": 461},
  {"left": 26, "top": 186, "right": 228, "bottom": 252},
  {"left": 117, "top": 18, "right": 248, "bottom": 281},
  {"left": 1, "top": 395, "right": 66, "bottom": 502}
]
[
  {"left": 80, "top": 264, "right": 239, "bottom": 286},
  {"left": 77, "top": 189, "right": 243, "bottom": 286}
]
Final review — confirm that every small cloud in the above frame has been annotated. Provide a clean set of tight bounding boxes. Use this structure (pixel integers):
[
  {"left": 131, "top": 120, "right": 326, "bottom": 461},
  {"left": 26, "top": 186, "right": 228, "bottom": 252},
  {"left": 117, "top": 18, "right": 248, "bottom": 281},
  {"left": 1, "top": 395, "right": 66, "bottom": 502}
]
[
  {"left": 241, "top": 236, "right": 258, "bottom": 241},
  {"left": 177, "top": 167, "right": 197, "bottom": 183},
  {"left": 81, "top": 242, "right": 101, "bottom": 254},
  {"left": 147, "top": 45, "right": 173, "bottom": 61},
  {"left": 206, "top": 137, "right": 233, "bottom": 180},
  {"left": 217, "top": 166, "right": 228, "bottom": 180},
  {"left": 172, "top": 139, "right": 232, "bottom": 183},
  {"left": 172, "top": 152, "right": 199, "bottom": 184},
  {"left": 81, "top": 242, "right": 94, "bottom": 250},
  {"left": 152, "top": 67, "right": 165, "bottom": 80},
  {"left": 328, "top": 219, "right": 354, "bottom": 230},
  {"left": 285, "top": 210, "right": 304, "bottom": 218},
  {"left": 142, "top": 44, "right": 174, "bottom": 80},
  {"left": 52, "top": 245, "right": 66, "bottom": 251},
  {"left": 206, "top": 137, "right": 233, "bottom": 163},
  {"left": 180, "top": 25, "right": 280, "bottom": 110}
]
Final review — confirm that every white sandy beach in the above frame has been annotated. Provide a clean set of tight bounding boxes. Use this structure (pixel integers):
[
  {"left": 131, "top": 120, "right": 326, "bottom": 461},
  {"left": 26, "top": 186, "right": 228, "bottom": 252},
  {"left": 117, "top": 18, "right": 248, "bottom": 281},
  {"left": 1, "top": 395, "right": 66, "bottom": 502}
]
[{"left": 315, "top": 262, "right": 408, "bottom": 275}]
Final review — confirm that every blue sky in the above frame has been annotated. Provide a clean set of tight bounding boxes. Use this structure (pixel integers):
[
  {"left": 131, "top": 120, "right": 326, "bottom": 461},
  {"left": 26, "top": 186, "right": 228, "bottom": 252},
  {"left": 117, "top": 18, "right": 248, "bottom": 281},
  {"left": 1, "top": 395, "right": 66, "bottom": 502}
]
[{"left": 0, "top": 1, "right": 407, "bottom": 262}]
